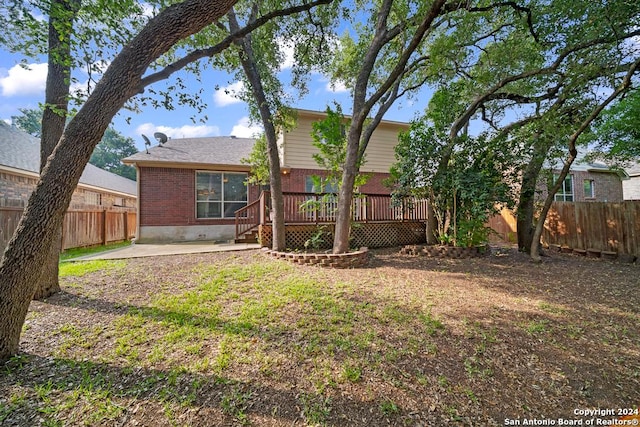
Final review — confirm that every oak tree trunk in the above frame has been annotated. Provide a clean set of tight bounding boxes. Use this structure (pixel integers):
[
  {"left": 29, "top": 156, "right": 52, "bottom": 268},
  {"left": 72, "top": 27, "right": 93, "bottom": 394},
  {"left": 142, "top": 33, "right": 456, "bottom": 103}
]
[
  {"left": 0, "top": 0, "right": 239, "bottom": 362},
  {"left": 530, "top": 148, "right": 577, "bottom": 262},
  {"left": 331, "top": 0, "right": 448, "bottom": 254},
  {"left": 516, "top": 135, "right": 551, "bottom": 254},
  {"left": 333, "top": 119, "right": 364, "bottom": 253},
  {"left": 33, "top": 0, "right": 80, "bottom": 300},
  {"left": 228, "top": 8, "right": 286, "bottom": 251}
]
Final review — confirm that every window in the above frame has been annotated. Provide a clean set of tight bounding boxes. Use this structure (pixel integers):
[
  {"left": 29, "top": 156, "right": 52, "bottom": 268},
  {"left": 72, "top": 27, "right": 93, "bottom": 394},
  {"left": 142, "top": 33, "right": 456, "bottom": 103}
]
[
  {"left": 85, "top": 191, "right": 102, "bottom": 206},
  {"left": 304, "top": 176, "right": 338, "bottom": 221},
  {"left": 583, "top": 179, "right": 595, "bottom": 198},
  {"left": 305, "top": 176, "right": 338, "bottom": 193},
  {"left": 554, "top": 174, "right": 574, "bottom": 201},
  {"left": 196, "top": 172, "right": 247, "bottom": 218}
]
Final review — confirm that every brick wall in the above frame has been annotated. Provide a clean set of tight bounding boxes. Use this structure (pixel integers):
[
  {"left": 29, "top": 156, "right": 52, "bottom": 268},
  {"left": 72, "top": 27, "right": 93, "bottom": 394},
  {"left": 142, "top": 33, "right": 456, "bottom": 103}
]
[
  {"left": 0, "top": 172, "right": 38, "bottom": 204},
  {"left": 581, "top": 171, "right": 624, "bottom": 202},
  {"left": 536, "top": 170, "right": 624, "bottom": 203},
  {"left": 138, "top": 167, "right": 259, "bottom": 227},
  {"left": 281, "top": 167, "right": 392, "bottom": 194},
  {"left": 1, "top": 170, "right": 136, "bottom": 209}
]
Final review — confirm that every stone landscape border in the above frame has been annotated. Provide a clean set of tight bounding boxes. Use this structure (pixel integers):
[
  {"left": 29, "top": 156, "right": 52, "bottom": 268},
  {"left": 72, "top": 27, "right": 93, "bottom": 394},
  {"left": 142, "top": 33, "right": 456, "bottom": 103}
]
[
  {"left": 261, "top": 246, "right": 369, "bottom": 268},
  {"left": 546, "top": 244, "right": 638, "bottom": 263}
]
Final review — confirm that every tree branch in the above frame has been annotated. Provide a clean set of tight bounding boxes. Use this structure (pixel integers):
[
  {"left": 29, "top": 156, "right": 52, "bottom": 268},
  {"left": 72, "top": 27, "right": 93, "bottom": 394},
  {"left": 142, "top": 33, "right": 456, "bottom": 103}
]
[
  {"left": 529, "top": 56, "right": 640, "bottom": 262},
  {"left": 359, "top": 77, "right": 402, "bottom": 160},
  {"left": 467, "top": 2, "right": 538, "bottom": 43},
  {"left": 449, "top": 28, "right": 640, "bottom": 141},
  {"left": 362, "top": 0, "right": 451, "bottom": 115},
  {"left": 137, "top": 0, "right": 333, "bottom": 91}
]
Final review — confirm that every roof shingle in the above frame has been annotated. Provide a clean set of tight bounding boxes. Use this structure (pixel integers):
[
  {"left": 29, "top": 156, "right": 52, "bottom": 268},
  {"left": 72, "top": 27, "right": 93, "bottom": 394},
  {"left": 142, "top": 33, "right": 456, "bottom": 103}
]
[{"left": 123, "top": 136, "right": 256, "bottom": 167}]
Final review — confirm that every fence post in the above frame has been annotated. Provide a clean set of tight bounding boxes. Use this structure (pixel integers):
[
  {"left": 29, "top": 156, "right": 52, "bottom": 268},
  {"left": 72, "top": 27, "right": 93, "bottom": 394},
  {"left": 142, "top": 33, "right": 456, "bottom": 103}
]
[
  {"left": 60, "top": 212, "right": 66, "bottom": 252},
  {"left": 102, "top": 209, "right": 108, "bottom": 245},
  {"left": 123, "top": 211, "right": 128, "bottom": 241}
]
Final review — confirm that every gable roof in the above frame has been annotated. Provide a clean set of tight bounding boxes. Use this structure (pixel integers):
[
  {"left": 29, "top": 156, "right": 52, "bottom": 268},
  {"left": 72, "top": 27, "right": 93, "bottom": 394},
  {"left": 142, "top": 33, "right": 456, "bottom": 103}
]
[
  {"left": 0, "top": 121, "right": 137, "bottom": 197},
  {"left": 123, "top": 136, "right": 256, "bottom": 170}
]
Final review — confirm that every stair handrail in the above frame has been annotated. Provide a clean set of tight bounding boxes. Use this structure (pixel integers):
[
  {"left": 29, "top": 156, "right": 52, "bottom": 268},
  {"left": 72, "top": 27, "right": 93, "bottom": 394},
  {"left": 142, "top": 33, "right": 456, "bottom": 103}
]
[{"left": 235, "top": 198, "right": 261, "bottom": 239}]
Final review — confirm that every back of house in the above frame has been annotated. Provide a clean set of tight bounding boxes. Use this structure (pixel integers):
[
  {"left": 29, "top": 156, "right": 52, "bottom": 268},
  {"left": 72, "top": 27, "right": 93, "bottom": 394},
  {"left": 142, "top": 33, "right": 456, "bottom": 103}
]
[{"left": 123, "top": 109, "right": 409, "bottom": 243}]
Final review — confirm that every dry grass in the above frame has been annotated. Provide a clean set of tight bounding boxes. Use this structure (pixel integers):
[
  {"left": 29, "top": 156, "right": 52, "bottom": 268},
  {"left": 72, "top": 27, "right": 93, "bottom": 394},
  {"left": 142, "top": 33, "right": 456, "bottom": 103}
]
[{"left": 1, "top": 246, "right": 639, "bottom": 426}]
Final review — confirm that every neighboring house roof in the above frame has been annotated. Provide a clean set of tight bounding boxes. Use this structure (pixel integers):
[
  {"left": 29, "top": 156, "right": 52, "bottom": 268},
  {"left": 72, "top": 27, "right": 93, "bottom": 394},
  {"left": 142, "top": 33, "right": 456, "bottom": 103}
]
[
  {"left": 123, "top": 136, "right": 256, "bottom": 170},
  {"left": 547, "top": 153, "right": 629, "bottom": 179},
  {"left": 624, "top": 162, "right": 640, "bottom": 177},
  {"left": 0, "top": 121, "right": 137, "bottom": 197}
]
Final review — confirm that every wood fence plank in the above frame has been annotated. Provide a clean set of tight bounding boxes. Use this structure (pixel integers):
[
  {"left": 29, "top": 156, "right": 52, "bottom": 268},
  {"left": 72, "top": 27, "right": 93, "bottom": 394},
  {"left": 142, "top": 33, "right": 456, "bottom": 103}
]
[
  {"left": 494, "top": 201, "right": 639, "bottom": 257},
  {"left": 1, "top": 207, "right": 136, "bottom": 252}
]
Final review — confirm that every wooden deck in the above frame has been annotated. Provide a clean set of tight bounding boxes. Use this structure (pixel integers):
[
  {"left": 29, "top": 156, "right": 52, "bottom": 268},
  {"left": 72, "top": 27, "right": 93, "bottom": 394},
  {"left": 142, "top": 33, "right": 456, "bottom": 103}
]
[{"left": 235, "top": 191, "right": 430, "bottom": 240}]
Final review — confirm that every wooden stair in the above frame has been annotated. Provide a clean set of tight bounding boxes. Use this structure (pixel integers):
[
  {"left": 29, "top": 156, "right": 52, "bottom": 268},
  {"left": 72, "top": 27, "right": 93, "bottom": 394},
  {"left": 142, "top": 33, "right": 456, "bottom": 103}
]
[{"left": 235, "top": 230, "right": 258, "bottom": 244}]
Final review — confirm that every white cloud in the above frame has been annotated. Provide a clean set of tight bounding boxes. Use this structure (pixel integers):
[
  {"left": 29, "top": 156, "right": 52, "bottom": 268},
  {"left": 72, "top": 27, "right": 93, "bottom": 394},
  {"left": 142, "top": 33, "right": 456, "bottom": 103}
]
[
  {"left": 70, "top": 79, "right": 94, "bottom": 98},
  {"left": 213, "top": 81, "right": 245, "bottom": 107},
  {"left": 277, "top": 38, "right": 296, "bottom": 70},
  {"left": 0, "top": 63, "right": 47, "bottom": 97},
  {"left": 325, "top": 79, "right": 349, "bottom": 93},
  {"left": 90, "top": 59, "right": 111, "bottom": 74},
  {"left": 135, "top": 122, "right": 220, "bottom": 139},
  {"left": 2, "top": 119, "right": 11, "bottom": 125},
  {"left": 230, "top": 117, "right": 263, "bottom": 138},
  {"left": 140, "top": 2, "right": 156, "bottom": 18}
]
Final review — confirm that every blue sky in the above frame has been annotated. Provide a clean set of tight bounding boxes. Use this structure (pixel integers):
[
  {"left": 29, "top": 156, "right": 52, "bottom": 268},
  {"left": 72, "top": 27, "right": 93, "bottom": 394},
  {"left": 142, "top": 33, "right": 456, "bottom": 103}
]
[{"left": 0, "top": 35, "right": 426, "bottom": 152}]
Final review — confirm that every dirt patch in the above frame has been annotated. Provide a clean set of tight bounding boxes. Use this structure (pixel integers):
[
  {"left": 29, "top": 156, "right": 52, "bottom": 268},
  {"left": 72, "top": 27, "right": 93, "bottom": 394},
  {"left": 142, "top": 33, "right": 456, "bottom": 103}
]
[{"left": 1, "top": 246, "right": 639, "bottom": 426}]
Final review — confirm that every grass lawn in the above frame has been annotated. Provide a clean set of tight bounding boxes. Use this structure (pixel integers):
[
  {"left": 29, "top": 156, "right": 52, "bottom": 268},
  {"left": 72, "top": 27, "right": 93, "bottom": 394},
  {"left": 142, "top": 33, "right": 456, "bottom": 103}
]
[
  {"left": 59, "top": 241, "right": 132, "bottom": 261},
  {"left": 1, "top": 247, "right": 639, "bottom": 426}
]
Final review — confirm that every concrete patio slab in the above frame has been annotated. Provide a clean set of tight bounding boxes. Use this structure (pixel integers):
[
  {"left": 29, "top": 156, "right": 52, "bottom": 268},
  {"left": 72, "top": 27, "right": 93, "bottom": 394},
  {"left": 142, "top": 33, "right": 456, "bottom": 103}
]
[{"left": 67, "top": 241, "right": 261, "bottom": 261}]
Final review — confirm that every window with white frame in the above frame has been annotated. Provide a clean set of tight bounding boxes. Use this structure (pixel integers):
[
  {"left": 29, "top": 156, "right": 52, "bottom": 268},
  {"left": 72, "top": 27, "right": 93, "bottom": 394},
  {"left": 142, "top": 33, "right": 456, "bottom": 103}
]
[
  {"left": 553, "top": 174, "right": 574, "bottom": 201},
  {"left": 196, "top": 171, "right": 247, "bottom": 219},
  {"left": 85, "top": 191, "right": 102, "bottom": 206},
  {"left": 583, "top": 179, "right": 595, "bottom": 198}
]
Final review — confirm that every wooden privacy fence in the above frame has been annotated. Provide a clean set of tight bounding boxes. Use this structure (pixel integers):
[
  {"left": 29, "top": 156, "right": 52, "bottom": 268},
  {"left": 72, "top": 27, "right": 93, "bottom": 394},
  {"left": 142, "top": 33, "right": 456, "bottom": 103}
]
[
  {"left": 487, "top": 207, "right": 518, "bottom": 243},
  {"left": 487, "top": 201, "right": 640, "bottom": 257},
  {"left": 0, "top": 207, "right": 136, "bottom": 254},
  {"left": 61, "top": 209, "right": 137, "bottom": 250},
  {"left": 543, "top": 201, "right": 640, "bottom": 256}
]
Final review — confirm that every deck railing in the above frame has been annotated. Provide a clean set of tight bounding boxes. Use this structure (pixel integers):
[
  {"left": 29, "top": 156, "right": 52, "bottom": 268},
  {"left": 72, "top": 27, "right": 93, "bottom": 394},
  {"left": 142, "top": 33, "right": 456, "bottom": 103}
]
[
  {"left": 235, "top": 191, "right": 429, "bottom": 239},
  {"left": 274, "top": 192, "right": 430, "bottom": 223}
]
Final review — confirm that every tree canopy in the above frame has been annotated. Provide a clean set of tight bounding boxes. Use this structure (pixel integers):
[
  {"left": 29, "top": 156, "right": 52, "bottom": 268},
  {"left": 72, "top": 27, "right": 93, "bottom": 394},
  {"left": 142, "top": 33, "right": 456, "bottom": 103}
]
[
  {"left": 89, "top": 128, "right": 138, "bottom": 180},
  {"left": 387, "top": 0, "right": 640, "bottom": 257},
  {"left": 590, "top": 89, "right": 640, "bottom": 163},
  {"left": 11, "top": 108, "right": 43, "bottom": 137}
]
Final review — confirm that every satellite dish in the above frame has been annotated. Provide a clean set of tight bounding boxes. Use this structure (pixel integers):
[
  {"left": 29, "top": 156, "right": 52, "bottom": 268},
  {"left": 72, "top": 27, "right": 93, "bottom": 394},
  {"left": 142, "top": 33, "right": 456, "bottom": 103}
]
[
  {"left": 142, "top": 134, "right": 151, "bottom": 154},
  {"left": 154, "top": 132, "right": 168, "bottom": 146}
]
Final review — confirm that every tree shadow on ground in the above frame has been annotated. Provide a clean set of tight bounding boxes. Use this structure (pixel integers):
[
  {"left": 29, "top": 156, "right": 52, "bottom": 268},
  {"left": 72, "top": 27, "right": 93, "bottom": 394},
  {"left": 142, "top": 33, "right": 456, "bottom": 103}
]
[
  {"left": 4, "top": 248, "right": 638, "bottom": 426},
  {"left": 370, "top": 245, "right": 640, "bottom": 314}
]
